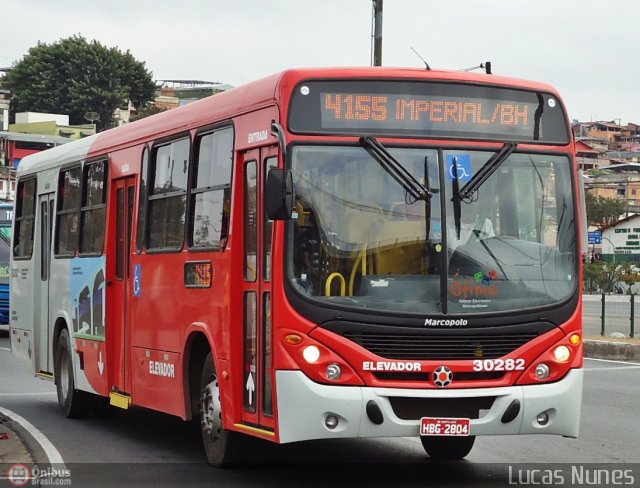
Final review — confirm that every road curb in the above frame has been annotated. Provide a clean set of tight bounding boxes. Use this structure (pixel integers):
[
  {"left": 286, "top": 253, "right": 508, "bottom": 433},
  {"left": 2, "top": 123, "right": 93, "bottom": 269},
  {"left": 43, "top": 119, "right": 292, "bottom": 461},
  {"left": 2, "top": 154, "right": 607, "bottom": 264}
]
[
  {"left": 0, "top": 417, "right": 34, "bottom": 476},
  {"left": 584, "top": 339, "right": 640, "bottom": 361}
]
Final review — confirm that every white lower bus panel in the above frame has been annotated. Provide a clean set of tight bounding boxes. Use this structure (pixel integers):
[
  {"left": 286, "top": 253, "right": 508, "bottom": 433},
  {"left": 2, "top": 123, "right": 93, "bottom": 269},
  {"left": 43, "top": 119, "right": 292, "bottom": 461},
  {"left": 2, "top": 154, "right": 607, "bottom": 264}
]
[{"left": 275, "top": 368, "right": 583, "bottom": 443}]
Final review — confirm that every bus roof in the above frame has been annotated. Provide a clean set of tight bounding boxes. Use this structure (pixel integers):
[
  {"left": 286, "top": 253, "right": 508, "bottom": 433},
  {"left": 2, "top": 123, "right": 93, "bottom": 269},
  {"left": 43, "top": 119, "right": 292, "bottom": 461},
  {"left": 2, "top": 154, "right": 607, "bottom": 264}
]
[{"left": 17, "top": 67, "right": 565, "bottom": 176}]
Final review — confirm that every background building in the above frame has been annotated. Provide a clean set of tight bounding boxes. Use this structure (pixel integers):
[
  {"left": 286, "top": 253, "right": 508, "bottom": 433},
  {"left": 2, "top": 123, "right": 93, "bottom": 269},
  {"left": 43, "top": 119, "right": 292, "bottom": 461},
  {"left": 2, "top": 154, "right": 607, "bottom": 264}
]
[{"left": 599, "top": 214, "right": 640, "bottom": 262}]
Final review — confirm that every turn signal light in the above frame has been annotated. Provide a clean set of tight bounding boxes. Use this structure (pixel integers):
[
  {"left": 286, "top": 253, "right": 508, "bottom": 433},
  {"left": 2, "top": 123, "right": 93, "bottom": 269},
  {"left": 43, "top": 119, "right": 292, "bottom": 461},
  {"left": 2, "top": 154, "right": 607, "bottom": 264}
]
[
  {"left": 284, "top": 334, "right": 303, "bottom": 345},
  {"left": 569, "top": 334, "right": 581, "bottom": 345}
]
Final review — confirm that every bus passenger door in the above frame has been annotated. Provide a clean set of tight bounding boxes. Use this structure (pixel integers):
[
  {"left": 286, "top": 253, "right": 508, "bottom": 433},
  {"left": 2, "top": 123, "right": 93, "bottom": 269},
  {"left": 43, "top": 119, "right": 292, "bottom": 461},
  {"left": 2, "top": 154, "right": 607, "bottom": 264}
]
[
  {"left": 35, "top": 193, "right": 55, "bottom": 374},
  {"left": 241, "top": 147, "right": 278, "bottom": 432},
  {"left": 109, "top": 177, "right": 135, "bottom": 394}
]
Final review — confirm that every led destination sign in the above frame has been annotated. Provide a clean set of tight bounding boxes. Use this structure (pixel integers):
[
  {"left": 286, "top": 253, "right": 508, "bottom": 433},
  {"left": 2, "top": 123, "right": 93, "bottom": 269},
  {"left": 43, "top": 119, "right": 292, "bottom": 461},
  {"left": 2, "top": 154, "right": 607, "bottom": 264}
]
[
  {"left": 289, "top": 80, "right": 570, "bottom": 144},
  {"left": 322, "top": 93, "right": 533, "bottom": 131}
]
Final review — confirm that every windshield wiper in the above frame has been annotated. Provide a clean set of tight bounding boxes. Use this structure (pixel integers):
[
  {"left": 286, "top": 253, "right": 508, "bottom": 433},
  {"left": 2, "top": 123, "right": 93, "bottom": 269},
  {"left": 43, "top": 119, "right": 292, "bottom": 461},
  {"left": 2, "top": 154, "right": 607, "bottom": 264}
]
[
  {"left": 451, "top": 156, "right": 462, "bottom": 239},
  {"left": 360, "top": 136, "right": 431, "bottom": 202},
  {"left": 457, "top": 142, "right": 517, "bottom": 201}
]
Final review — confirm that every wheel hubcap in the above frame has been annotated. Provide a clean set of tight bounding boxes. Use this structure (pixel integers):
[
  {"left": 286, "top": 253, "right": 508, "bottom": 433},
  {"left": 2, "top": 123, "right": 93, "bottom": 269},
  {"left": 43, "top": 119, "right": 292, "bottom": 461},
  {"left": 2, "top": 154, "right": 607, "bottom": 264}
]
[
  {"left": 60, "top": 349, "right": 70, "bottom": 398},
  {"left": 200, "top": 376, "right": 222, "bottom": 443}
]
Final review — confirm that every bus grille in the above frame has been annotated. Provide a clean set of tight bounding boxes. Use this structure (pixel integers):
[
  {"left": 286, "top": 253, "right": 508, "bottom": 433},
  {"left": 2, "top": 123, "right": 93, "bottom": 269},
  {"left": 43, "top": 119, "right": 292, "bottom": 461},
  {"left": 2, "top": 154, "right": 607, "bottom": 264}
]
[
  {"left": 342, "top": 332, "right": 537, "bottom": 360},
  {"left": 372, "top": 371, "right": 504, "bottom": 382},
  {"left": 389, "top": 396, "right": 496, "bottom": 420}
]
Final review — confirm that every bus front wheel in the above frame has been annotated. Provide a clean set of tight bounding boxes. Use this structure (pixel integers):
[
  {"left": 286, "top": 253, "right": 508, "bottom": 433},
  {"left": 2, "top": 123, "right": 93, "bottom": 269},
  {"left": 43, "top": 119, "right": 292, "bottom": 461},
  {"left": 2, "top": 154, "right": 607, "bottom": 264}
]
[
  {"left": 420, "top": 435, "right": 476, "bottom": 460},
  {"left": 200, "top": 352, "right": 240, "bottom": 466},
  {"left": 54, "top": 328, "right": 90, "bottom": 418}
]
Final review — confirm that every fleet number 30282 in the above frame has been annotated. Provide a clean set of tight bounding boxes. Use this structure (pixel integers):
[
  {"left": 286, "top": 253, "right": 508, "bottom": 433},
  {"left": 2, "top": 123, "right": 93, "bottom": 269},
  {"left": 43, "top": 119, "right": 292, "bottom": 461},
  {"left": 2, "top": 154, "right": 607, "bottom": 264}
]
[{"left": 472, "top": 358, "right": 525, "bottom": 372}]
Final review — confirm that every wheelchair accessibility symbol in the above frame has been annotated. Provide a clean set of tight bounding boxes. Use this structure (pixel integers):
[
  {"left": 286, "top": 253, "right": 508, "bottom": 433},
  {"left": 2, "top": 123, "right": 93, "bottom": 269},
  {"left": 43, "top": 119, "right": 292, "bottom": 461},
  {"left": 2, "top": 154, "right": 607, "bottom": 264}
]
[
  {"left": 133, "top": 264, "right": 142, "bottom": 297},
  {"left": 446, "top": 154, "right": 472, "bottom": 182}
]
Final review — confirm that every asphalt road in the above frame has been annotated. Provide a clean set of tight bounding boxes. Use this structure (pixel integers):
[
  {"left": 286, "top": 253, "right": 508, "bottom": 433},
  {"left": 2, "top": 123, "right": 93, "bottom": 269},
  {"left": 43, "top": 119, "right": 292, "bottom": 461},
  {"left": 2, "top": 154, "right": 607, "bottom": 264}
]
[{"left": 1, "top": 331, "right": 639, "bottom": 488}]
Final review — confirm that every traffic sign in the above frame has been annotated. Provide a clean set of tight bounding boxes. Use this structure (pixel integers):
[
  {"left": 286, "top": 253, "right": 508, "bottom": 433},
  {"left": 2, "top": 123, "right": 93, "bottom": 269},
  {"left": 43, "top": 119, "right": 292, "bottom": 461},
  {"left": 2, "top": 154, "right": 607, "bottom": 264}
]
[{"left": 588, "top": 231, "right": 602, "bottom": 245}]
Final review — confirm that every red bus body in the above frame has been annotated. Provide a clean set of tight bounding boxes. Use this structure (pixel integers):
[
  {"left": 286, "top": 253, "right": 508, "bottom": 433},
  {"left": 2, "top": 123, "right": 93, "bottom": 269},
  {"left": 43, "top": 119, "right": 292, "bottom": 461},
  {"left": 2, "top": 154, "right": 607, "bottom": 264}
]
[{"left": 11, "top": 68, "right": 583, "bottom": 462}]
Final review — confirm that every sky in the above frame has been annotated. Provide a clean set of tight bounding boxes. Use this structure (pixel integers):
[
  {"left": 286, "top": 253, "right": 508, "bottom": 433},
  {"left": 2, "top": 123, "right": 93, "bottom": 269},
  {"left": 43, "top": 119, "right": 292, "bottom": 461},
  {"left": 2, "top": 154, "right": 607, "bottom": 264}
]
[{"left": 3, "top": 0, "right": 640, "bottom": 124}]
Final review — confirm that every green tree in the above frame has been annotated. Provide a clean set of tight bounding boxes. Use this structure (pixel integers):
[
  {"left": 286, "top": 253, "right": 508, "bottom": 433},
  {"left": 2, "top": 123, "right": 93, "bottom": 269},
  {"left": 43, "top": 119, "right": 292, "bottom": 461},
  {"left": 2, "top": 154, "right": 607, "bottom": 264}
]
[
  {"left": 584, "top": 260, "right": 640, "bottom": 293},
  {"left": 585, "top": 192, "right": 626, "bottom": 228},
  {"left": 616, "top": 261, "right": 640, "bottom": 293},
  {"left": 3, "top": 35, "right": 155, "bottom": 130}
]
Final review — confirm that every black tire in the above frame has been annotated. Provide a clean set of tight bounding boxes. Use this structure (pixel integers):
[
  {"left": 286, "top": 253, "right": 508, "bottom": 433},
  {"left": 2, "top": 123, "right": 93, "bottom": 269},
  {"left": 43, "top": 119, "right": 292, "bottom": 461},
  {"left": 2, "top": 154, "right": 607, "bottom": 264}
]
[
  {"left": 54, "top": 328, "right": 90, "bottom": 418},
  {"left": 421, "top": 435, "right": 476, "bottom": 460},
  {"left": 200, "top": 352, "right": 240, "bottom": 466}
]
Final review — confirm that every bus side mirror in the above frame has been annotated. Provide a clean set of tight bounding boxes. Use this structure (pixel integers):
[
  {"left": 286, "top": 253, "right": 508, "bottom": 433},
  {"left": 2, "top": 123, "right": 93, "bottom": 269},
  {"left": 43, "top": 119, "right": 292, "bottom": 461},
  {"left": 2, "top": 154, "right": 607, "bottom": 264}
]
[{"left": 265, "top": 168, "right": 294, "bottom": 220}]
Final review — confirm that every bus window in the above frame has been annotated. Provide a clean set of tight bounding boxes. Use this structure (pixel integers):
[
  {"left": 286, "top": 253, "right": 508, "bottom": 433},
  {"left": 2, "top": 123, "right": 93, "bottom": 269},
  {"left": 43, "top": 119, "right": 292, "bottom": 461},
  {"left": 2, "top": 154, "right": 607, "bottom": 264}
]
[
  {"left": 190, "top": 127, "right": 233, "bottom": 249},
  {"left": 244, "top": 161, "right": 258, "bottom": 281},
  {"left": 264, "top": 157, "right": 277, "bottom": 281},
  {"left": 55, "top": 166, "right": 82, "bottom": 256},
  {"left": 14, "top": 178, "right": 36, "bottom": 259},
  {"left": 136, "top": 147, "right": 149, "bottom": 252},
  {"left": 147, "top": 138, "right": 189, "bottom": 250},
  {"left": 80, "top": 160, "right": 108, "bottom": 255}
]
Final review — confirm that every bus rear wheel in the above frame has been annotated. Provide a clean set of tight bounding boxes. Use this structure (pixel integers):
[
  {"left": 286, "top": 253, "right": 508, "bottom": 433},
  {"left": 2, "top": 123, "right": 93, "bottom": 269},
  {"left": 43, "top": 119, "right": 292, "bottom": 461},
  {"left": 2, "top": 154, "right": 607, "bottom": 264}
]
[
  {"left": 420, "top": 435, "right": 476, "bottom": 460},
  {"left": 54, "top": 328, "right": 90, "bottom": 418},
  {"left": 200, "top": 352, "right": 240, "bottom": 466}
]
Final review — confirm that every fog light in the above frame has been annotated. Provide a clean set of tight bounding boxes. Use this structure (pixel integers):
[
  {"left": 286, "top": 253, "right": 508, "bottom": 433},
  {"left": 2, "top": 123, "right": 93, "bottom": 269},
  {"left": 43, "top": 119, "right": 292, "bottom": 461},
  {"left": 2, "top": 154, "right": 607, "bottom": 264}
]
[
  {"left": 325, "top": 414, "right": 339, "bottom": 429},
  {"left": 326, "top": 363, "right": 342, "bottom": 381},
  {"left": 535, "top": 363, "right": 550, "bottom": 380},
  {"left": 302, "top": 345, "right": 320, "bottom": 363},
  {"left": 553, "top": 345, "right": 571, "bottom": 363},
  {"left": 536, "top": 411, "right": 550, "bottom": 425}
]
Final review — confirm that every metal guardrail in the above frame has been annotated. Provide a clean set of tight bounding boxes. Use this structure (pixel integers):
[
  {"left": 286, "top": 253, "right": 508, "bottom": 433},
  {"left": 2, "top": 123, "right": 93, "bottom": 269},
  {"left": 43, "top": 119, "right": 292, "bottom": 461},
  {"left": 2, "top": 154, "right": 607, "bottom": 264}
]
[{"left": 584, "top": 293, "right": 636, "bottom": 338}]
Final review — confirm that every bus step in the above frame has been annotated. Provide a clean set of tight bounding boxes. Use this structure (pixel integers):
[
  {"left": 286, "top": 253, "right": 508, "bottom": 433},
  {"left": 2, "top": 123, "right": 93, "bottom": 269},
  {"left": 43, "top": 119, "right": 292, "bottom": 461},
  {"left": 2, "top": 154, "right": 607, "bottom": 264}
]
[
  {"left": 109, "top": 392, "right": 132, "bottom": 410},
  {"left": 35, "top": 372, "right": 54, "bottom": 381}
]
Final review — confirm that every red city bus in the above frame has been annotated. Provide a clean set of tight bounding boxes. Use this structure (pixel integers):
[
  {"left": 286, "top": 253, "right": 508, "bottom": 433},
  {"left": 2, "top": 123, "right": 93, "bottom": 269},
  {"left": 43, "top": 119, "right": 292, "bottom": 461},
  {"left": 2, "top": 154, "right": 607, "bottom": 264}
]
[{"left": 10, "top": 67, "right": 584, "bottom": 464}]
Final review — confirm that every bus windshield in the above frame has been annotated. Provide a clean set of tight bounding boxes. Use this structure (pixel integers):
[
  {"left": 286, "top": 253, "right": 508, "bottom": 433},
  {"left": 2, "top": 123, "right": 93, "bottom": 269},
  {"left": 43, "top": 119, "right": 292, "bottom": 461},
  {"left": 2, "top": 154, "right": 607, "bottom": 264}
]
[{"left": 287, "top": 144, "right": 577, "bottom": 315}]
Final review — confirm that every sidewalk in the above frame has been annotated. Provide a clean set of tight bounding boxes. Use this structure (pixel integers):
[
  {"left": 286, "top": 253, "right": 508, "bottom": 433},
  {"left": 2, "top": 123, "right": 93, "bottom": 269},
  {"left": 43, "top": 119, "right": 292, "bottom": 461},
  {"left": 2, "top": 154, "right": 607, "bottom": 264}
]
[
  {"left": 584, "top": 335, "right": 640, "bottom": 361},
  {"left": 0, "top": 414, "right": 33, "bottom": 478}
]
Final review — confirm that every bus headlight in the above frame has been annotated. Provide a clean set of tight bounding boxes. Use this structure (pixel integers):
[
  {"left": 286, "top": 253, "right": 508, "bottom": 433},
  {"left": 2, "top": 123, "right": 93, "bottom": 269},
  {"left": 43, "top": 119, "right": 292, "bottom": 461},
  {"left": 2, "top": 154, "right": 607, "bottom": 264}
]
[
  {"left": 326, "top": 363, "right": 342, "bottom": 381},
  {"left": 535, "top": 363, "right": 550, "bottom": 380},
  {"left": 553, "top": 345, "right": 571, "bottom": 363},
  {"left": 302, "top": 345, "right": 321, "bottom": 363},
  {"left": 280, "top": 328, "right": 364, "bottom": 386},
  {"left": 516, "top": 334, "right": 581, "bottom": 386}
]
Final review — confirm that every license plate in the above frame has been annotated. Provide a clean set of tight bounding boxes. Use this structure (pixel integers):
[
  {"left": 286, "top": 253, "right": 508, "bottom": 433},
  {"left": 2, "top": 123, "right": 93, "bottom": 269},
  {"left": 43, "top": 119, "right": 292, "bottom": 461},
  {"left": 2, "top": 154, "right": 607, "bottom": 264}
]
[{"left": 420, "top": 417, "right": 470, "bottom": 436}]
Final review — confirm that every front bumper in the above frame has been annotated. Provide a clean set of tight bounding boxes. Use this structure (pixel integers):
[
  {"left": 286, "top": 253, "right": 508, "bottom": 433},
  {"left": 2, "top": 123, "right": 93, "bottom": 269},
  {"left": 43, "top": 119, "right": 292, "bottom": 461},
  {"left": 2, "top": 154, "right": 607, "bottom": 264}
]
[{"left": 275, "top": 368, "right": 582, "bottom": 443}]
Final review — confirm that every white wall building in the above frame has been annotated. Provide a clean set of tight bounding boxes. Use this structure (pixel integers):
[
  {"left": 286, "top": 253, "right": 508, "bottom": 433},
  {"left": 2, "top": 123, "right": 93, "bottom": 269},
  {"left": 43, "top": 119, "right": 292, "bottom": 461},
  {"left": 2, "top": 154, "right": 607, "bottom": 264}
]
[{"left": 601, "top": 214, "right": 640, "bottom": 260}]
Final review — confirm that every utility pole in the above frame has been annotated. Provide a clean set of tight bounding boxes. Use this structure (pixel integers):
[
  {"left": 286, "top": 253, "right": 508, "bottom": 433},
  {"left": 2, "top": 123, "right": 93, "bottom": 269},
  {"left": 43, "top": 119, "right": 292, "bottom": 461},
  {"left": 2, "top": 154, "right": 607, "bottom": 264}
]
[{"left": 372, "top": 0, "right": 383, "bottom": 66}]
